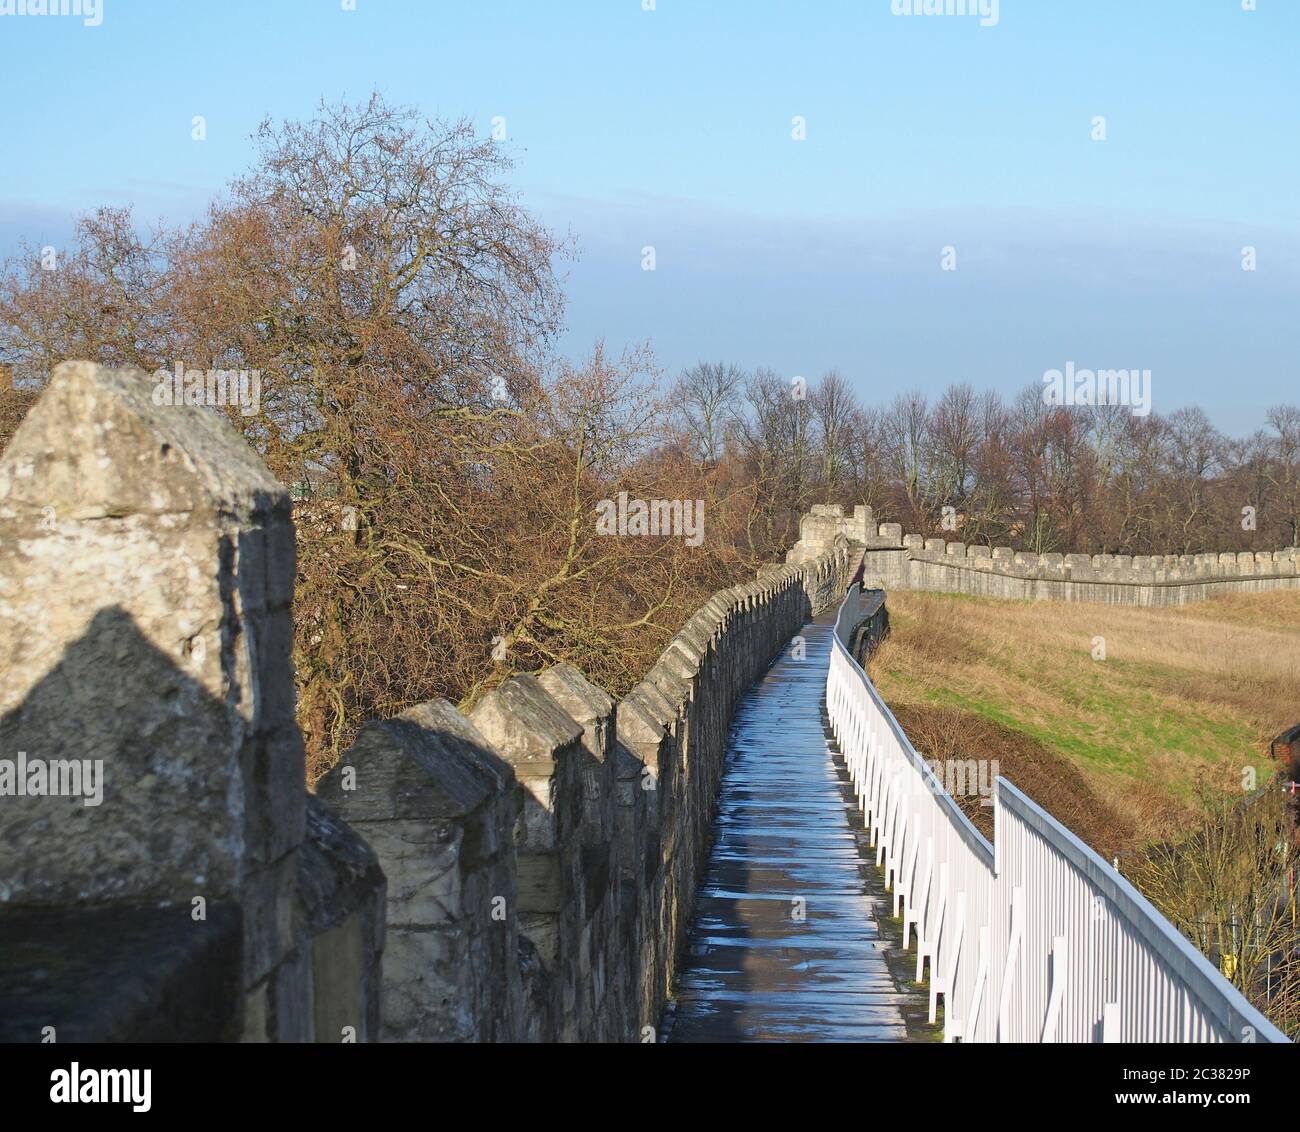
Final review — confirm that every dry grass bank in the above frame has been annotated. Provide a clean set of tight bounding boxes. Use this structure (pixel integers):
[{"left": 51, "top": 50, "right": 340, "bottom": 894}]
[{"left": 867, "top": 590, "right": 1300, "bottom": 853}]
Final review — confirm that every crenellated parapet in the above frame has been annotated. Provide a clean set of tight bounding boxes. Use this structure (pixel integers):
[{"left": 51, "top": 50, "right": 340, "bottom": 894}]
[
  {"left": 788, "top": 504, "right": 1300, "bottom": 607},
  {"left": 0, "top": 362, "right": 861, "bottom": 1043},
  {"left": 321, "top": 546, "right": 858, "bottom": 1042}
]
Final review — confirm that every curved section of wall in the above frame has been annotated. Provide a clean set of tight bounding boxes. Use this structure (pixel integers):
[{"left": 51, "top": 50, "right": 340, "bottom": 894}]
[
  {"left": 787, "top": 503, "right": 1300, "bottom": 607},
  {"left": 317, "top": 532, "right": 862, "bottom": 1041},
  {"left": 871, "top": 545, "right": 1300, "bottom": 606}
]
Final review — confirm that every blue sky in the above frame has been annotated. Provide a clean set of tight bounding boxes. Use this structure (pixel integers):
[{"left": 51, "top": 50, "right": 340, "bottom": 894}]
[{"left": 1, "top": 0, "right": 1297, "bottom": 433}]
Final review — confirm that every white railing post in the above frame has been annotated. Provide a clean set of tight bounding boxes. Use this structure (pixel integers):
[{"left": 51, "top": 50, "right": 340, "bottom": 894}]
[
  {"left": 907, "top": 836, "right": 933, "bottom": 955},
  {"left": 966, "top": 925, "right": 991, "bottom": 1043},
  {"left": 937, "top": 891, "right": 966, "bottom": 1040},
  {"left": 1102, "top": 1001, "right": 1121, "bottom": 1043},
  {"left": 997, "top": 886, "right": 1024, "bottom": 1042},
  {"left": 1042, "top": 935, "right": 1068, "bottom": 1042}
]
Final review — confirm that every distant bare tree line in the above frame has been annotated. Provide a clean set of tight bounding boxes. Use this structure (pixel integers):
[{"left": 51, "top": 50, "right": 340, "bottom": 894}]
[{"left": 672, "top": 363, "right": 1300, "bottom": 554}]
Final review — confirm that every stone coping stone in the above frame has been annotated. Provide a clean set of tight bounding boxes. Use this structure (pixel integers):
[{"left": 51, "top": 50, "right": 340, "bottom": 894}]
[
  {"left": 537, "top": 663, "right": 614, "bottom": 731},
  {"left": 625, "top": 681, "right": 676, "bottom": 733},
  {"left": 617, "top": 691, "right": 666, "bottom": 748},
  {"left": 0, "top": 360, "right": 286, "bottom": 522},
  {"left": 470, "top": 675, "right": 582, "bottom": 770},
  {"left": 319, "top": 701, "right": 506, "bottom": 822}
]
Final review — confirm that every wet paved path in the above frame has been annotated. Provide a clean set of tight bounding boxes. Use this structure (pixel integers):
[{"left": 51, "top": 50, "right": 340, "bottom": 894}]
[{"left": 666, "top": 616, "right": 927, "bottom": 1042}]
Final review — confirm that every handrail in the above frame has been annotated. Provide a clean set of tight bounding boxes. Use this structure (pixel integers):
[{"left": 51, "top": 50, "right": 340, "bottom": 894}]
[
  {"left": 832, "top": 586, "right": 993, "bottom": 863},
  {"left": 828, "top": 583, "right": 1289, "bottom": 1044}
]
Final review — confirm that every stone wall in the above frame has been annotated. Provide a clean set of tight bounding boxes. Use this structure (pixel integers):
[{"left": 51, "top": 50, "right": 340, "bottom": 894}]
[
  {"left": 319, "top": 541, "right": 860, "bottom": 1041},
  {"left": 0, "top": 362, "right": 860, "bottom": 1042},
  {"left": 21, "top": 360, "right": 1296, "bottom": 1043},
  {"left": 842, "top": 588, "right": 890, "bottom": 665},
  {"left": 0, "top": 362, "right": 385, "bottom": 1042},
  {"left": 787, "top": 504, "right": 1300, "bottom": 608}
]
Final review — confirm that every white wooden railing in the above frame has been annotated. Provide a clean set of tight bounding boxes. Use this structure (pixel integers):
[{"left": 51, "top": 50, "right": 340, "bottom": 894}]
[{"left": 828, "top": 585, "right": 1290, "bottom": 1043}]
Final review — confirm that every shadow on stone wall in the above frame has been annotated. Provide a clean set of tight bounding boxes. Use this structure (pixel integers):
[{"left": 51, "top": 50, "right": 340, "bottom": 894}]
[
  {"left": 0, "top": 362, "right": 384, "bottom": 1042},
  {"left": 0, "top": 606, "right": 384, "bottom": 1042}
]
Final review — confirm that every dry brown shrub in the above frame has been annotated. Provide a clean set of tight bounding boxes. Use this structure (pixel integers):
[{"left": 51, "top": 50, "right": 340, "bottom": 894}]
[{"left": 889, "top": 702, "right": 1139, "bottom": 860}]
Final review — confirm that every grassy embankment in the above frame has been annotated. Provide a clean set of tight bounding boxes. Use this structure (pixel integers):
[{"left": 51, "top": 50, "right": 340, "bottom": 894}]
[{"left": 866, "top": 590, "right": 1300, "bottom": 859}]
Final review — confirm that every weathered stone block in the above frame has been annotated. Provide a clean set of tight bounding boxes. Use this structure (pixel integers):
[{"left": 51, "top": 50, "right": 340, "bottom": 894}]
[
  {"left": 296, "top": 795, "right": 386, "bottom": 1043},
  {"left": 0, "top": 361, "right": 320, "bottom": 1039},
  {"left": 846, "top": 505, "right": 873, "bottom": 543},
  {"left": 316, "top": 700, "right": 520, "bottom": 1042}
]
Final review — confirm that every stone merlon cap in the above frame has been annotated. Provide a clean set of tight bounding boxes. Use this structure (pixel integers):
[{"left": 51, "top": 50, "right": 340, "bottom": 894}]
[
  {"left": 684, "top": 607, "right": 723, "bottom": 640},
  {"left": 0, "top": 361, "right": 285, "bottom": 522},
  {"left": 469, "top": 673, "right": 583, "bottom": 766},
  {"left": 704, "top": 594, "right": 734, "bottom": 619},
  {"left": 536, "top": 662, "right": 613, "bottom": 726},
  {"left": 646, "top": 653, "right": 694, "bottom": 706},
  {"left": 671, "top": 626, "right": 708, "bottom": 663},
  {"left": 625, "top": 680, "right": 675, "bottom": 731},
  {"left": 316, "top": 698, "right": 507, "bottom": 822},
  {"left": 618, "top": 690, "right": 668, "bottom": 748},
  {"left": 725, "top": 583, "right": 752, "bottom": 607}
]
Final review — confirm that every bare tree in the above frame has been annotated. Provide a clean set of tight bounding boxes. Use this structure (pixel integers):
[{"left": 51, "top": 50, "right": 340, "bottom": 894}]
[
  {"left": 810, "top": 368, "right": 859, "bottom": 492},
  {"left": 1265, "top": 405, "right": 1300, "bottom": 547},
  {"left": 884, "top": 391, "right": 930, "bottom": 528},
  {"left": 1129, "top": 776, "right": 1299, "bottom": 1036},
  {"left": 671, "top": 361, "right": 745, "bottom": 466},
  {"left": 928, "top": 383, "right": 979, "bottom": 533}
]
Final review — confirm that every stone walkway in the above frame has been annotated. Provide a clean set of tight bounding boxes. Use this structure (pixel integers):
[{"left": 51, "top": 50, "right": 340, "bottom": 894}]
[{"left": 665, "top": 616, "right": 929, "bottom": 1042}]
